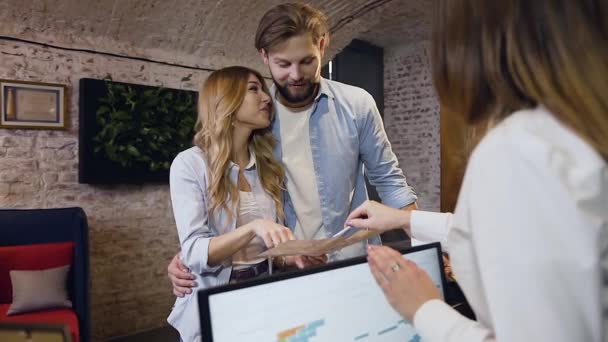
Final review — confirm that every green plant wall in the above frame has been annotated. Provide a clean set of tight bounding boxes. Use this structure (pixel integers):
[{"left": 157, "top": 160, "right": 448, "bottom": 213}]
[{"left": 93, "top": 81, "right": 197, "bottom": 171}]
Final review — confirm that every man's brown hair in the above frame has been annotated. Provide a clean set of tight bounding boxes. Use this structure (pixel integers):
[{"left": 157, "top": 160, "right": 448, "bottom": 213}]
[{"left": 255, "top": 2, "right": 329, "bottom": 52}]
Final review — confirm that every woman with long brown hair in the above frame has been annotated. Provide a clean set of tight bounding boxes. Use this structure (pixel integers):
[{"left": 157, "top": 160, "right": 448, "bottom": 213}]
[
  {"left": 167, "top": 66, "right": 303, "bottom": 342},
  {"left": 347, "top": 0, "right": 607, "bottom": 340}
]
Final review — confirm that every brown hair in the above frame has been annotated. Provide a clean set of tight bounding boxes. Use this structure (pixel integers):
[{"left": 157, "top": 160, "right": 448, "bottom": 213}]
[
  {"left": 255, "top": 2, "right": 329, "bottom": 52},
  {"left": 432, "top": 0, "right": 608, "bottom": 160},
  {"left": 193, "top": 66, "right": 285, "bottom": 224}
]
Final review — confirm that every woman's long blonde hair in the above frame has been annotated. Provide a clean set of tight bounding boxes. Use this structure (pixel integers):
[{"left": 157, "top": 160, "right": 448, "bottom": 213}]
[
  {"left": 432, "top": 0, "right": 608, "bottom": 161},
  {"left": 193, "top": 66, "right": 284, "bottom": 224}
]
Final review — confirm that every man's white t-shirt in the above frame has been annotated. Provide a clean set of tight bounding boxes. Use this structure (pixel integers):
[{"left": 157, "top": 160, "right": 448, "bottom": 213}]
[{"left": 275, "top": 100, "right": 328, "bottom": 241}]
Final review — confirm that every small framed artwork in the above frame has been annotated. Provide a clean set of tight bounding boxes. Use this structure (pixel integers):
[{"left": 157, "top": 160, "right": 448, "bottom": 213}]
[{"left": 0, "top": 79, "right": 67, "bottom": 129}]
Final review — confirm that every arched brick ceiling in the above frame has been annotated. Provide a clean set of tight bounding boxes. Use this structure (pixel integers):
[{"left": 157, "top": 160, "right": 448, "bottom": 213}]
[
  {"left": 358, "top": 0, "right": 432, "bottom": 47},
  {"left": 0, "top": 0, "right": 431, "bottom": 74}
]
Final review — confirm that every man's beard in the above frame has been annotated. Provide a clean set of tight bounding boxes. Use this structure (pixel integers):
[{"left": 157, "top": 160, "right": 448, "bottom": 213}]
[{"left": 274, "top": 79, "right": 317, "bottom": 104}]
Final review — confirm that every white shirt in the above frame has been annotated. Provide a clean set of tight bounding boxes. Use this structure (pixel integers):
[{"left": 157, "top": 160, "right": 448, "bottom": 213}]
[
  {"left": 275, "top": 99, "right": 327, "bottom": 240},
  {"left": 410, "top": 107, "right": 607, "bottom": 341},
  {"left": 232, "top": 191, "right": 268, "bottom": 268}
]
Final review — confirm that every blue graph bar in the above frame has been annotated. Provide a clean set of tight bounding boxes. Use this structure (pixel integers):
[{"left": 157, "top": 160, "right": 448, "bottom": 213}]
[
  {"left": 353, "top": 320, "right": 421, "bottom": 341},
  {"left": 354, "top": 333, "right": 369, "bottom": 340},
  {"left": 408, "top": 333, "right": 421, "bottom": 342},
  {"left": 378, "top": 325, "right": 398, "bottom": 335}
]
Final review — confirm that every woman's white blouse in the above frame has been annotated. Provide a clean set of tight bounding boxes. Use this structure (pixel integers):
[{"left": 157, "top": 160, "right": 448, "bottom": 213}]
[{"left": 410, "top": 107, "right": 608, "bottom": 341}]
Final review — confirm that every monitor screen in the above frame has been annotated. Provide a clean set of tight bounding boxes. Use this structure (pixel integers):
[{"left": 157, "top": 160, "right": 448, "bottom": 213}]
[{"left": 199, "top": 243, "right": 445, "bottom": 342}]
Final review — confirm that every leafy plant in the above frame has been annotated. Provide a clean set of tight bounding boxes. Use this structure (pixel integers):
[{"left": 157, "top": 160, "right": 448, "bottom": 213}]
[{"left": 93, "top": 81, "right": 197, "bottom": 171}]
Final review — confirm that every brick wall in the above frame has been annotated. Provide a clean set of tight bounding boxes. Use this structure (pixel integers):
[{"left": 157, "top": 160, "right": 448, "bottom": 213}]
[
  {"left": 384, "top": 41, "right": 440, "bottom": 211},
  {"left": 0, "top": 39, "right": 212, "bottom": 340}
]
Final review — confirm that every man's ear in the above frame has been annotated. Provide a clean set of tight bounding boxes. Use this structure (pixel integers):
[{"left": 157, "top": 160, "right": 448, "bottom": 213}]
[
  {"left": 318, "top": 35, "right": 327, "bottom": 58},
  {"left": 260, "top": 48, "right": 269, "bottom": 65}
]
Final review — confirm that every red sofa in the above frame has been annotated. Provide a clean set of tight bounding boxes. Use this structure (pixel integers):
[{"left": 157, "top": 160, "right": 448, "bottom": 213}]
[{"left": 0, "top": 208, "right": 90, "bottom": 342}]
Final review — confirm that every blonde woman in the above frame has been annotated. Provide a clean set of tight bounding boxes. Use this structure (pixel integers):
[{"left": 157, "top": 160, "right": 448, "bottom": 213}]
[
  {"left": 167, "top": 66, "right": 303, "bottom": 342},
  {"left": 347, "top": 0, "right": 608, "bottom": 341}
]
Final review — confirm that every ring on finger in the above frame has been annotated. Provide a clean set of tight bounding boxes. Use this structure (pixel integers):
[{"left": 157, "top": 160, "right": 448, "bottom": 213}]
[{"left": 390, "top": 262, "right": 401, "bottom": 272}]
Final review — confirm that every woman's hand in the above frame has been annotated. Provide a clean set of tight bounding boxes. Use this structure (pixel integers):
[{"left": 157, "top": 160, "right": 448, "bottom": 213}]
[
  {"left": 346, "top": 200, "right": 412, "bottom": 235},
  {"left": 367, "top": 245, "right": 441, "bottom": 321},
  {"left": 248, "top": 219, "right": 295, "bottom": 248}
]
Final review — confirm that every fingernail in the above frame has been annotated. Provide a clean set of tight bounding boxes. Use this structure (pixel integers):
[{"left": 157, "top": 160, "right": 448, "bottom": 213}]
[{"left": 187, "top": 289, "right": 192, "bottom": 294}]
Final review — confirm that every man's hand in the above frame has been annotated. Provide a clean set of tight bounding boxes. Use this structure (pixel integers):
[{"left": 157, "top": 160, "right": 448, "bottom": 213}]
[
  {"left": 443, "top": 253, "right": 456, "bottom": 282},
  {"left": 286, "top": 254, "right": 328, "bottom": 269},
  {"left": 167, "top": 253, "right": 196, "bottom": 297}
]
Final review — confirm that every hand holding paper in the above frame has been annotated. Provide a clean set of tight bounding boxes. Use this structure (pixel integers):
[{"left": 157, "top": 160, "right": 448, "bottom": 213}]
[{"left": 258, "top": 227, "right": 378, "bottom": 257}]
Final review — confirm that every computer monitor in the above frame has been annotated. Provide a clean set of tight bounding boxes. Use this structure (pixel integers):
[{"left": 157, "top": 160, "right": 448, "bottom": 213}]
[{"left": 198, "top": 242, "right": 447, "bottom": 342}]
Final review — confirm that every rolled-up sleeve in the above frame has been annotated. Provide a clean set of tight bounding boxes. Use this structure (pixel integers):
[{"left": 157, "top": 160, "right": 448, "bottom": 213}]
[
  {"left": 414, "top": 299, "right": 495, "bottom": 341},
  {"left": 170, "top": 153, "right": 220, "bottom": 274},
  {"left": 357, "top": 91, "right": 417, "bottom": 208}
]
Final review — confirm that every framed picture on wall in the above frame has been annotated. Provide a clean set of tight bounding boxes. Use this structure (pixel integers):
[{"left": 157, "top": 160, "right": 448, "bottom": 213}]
[{"left": 0, "top": 79, "right": 67, "bottom": 129}]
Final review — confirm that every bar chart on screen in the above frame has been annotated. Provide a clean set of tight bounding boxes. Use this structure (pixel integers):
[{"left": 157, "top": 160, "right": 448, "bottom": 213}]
[
  {"left": 274, "top": 318, "right": 423, "bottom": 342},
  {"left": 277, "top": 319, "right": 325, "bottom": 342},
  {"left": 208, "top": 247, "right": 442, "bottom": 341}
]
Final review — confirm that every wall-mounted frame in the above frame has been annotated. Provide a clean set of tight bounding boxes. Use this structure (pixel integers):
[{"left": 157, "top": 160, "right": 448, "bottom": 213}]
[{"left": 0, "top": 79, "right": 67, "bottom": 129}]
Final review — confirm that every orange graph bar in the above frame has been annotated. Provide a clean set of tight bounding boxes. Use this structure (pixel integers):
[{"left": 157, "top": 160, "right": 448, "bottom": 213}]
[{"left": 277, "top": 325, "right": 305, "bottom": 339}]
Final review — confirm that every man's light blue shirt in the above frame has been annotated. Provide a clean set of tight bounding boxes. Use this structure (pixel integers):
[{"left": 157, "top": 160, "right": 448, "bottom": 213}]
[{"left": 271, "top": 78, "right": 417, "bottom": 244}]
